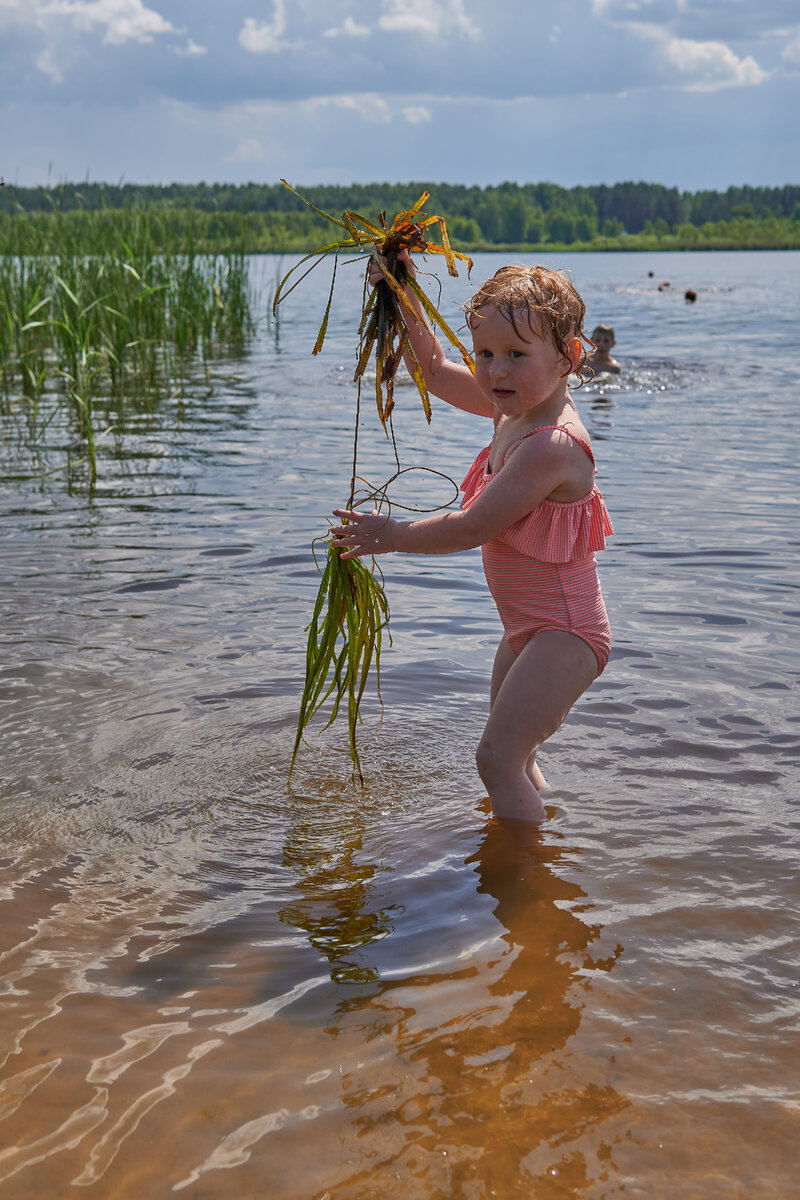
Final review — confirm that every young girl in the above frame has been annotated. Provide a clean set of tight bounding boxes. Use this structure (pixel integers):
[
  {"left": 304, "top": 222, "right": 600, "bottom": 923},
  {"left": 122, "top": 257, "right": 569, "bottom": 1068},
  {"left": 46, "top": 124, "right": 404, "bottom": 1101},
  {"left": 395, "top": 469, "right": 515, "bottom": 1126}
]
[{"left": 330, "top": 259, "right": 613, "bottom": 825}]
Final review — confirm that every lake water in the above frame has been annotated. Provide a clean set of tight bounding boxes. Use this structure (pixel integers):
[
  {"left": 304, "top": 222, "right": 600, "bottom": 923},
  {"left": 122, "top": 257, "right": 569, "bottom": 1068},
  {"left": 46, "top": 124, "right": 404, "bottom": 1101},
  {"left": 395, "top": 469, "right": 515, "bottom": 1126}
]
[{"left": 1, "top": 251, "right": 799, "bottom": 1198}]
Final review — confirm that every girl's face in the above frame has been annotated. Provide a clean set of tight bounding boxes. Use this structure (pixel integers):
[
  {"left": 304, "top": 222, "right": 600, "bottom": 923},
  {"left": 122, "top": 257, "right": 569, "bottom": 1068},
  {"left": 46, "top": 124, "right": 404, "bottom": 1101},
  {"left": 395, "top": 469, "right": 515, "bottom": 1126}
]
[{"left": 471, "top": 305, "right": 578, "bottom": 418}]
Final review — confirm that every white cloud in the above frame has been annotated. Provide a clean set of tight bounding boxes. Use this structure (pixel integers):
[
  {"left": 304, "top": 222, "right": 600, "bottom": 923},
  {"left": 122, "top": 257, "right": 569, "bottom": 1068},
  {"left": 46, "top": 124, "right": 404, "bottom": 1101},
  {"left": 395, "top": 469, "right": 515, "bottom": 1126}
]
[
  {"left": 225, "top": 136, "right": 269, "bottom": 164},
  {"left": 174, "top": 38, "right": 207, "bottom": 57},
  {"left": 590, "top": 0, "right": 794, "bottom": 56},
  {"left": 378, "top": 0, "right": 479, "bottom": 41},
  {"left": 5, "top": 0, "right": 178, "bottom": 81},
  {"left": 402, "top": 104, "right": 431, "bottom": 123},
  {"left": 0, "top": 0, "right": 34, "bottom": 33},
  {"left": 201, "top": 91, "right": 405, "bottom": 170},
  {"left": 238, "top": 2, "right": 290, "bottom": 54},
  {"left": 590, "top": 0, "right": 661, "bottom": 15},
  {"left": 323, "top": 16, "right": 370, "bottom": 38},
  {"left": 644, "top": 26, "right": 769, "bottom": 90},
  {"left": 36, "top": 45, "right": 63, "bottom": 82},
  {"left": 781, "top": 29, "right": 800, "bottom": 63},
  {"left": 589, "top": 2, "right": 770, "bottom": 92},
  {"left": 327, "top": 94, "right": 392, "bottom": 123},
  {"left": 38, "top": 0, "right": 175, "bottom": 45}
]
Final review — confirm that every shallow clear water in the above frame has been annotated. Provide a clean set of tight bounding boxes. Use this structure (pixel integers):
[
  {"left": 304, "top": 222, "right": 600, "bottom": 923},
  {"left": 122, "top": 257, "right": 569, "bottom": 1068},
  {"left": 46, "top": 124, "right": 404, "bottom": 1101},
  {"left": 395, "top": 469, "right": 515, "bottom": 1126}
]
[{"left": 1, "top": 251, "right": 799, "bottom": 1198}]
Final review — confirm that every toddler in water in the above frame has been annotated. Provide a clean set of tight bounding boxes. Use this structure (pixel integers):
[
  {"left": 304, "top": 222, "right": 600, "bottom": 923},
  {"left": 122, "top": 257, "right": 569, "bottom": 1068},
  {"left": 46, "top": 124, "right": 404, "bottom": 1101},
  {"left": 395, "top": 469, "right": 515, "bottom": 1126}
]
[
  {"left": 585, "top": 324, "right": 621, "bottom": 375},
  {"left": 330, "top": 259, "right": 613, "bottom": 825}
]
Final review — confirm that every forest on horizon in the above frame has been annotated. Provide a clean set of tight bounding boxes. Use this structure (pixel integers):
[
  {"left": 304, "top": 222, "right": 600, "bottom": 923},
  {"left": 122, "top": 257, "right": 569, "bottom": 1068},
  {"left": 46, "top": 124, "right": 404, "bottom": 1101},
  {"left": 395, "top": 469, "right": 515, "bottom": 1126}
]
[{"left": 2, "top": 179, "right": 799, "bottom": 253}]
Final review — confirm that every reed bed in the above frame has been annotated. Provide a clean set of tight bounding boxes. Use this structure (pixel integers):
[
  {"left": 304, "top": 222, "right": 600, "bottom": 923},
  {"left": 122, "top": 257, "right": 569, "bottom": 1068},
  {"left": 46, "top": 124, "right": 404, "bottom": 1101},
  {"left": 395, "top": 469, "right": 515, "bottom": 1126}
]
[{"left": 0, "top": 209, "right": 257, "bottom": 482}]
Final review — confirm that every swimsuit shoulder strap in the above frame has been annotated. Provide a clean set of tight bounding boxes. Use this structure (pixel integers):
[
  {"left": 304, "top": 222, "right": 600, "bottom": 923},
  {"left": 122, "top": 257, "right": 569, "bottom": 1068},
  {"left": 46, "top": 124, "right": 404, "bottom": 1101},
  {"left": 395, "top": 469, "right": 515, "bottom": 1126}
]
[{"left": 503, "top": 424, "right": 596, "bottom": 467}]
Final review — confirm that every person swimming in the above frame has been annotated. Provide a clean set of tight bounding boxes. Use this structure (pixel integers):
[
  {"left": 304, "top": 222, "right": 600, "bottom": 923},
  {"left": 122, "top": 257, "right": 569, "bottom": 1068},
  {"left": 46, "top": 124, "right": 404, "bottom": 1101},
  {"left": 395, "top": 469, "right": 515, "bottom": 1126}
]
[{"left": 585, "top": 324, "right": 621, "bottom": 375}]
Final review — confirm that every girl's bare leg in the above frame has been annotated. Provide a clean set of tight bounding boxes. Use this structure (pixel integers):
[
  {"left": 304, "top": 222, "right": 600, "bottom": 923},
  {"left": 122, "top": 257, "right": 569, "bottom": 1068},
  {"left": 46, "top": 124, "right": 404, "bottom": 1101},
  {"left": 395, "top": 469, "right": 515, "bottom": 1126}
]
[
  {"left": 478, "top": 630, "right": 598, "bottom": 824},
  {"left": 490, "top": 637, "right": 549, "bottom": 792}
]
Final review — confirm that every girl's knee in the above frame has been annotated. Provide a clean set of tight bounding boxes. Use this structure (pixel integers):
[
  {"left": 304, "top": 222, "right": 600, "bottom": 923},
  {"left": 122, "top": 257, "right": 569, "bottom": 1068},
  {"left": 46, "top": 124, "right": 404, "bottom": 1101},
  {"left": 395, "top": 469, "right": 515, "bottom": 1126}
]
[
  {"left": 475, "top": 738, "right": 493, "bottom": 784},
  {"left": 476, "top": 734, "right": 523, "bottom": 787}
]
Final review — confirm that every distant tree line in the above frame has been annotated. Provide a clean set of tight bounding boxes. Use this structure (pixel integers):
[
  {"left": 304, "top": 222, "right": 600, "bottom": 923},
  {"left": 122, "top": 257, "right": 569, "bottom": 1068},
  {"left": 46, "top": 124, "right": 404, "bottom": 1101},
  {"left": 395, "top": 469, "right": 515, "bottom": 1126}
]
[{"left": 2, "top": 180, "right": 799, "bottom": 251}]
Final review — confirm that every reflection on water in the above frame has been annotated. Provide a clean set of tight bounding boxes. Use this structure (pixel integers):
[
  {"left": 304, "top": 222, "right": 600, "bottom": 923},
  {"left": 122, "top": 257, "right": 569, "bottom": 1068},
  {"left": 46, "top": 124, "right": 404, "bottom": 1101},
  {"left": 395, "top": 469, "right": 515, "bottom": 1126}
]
[
  {"left": 1, "top": 251, "right": 800, "bottom": 1197},
  {"left": 280, "top": 802, "right": 396, "bottom": 985},
  {"left": 271, "top": 809, "right": 627, "bottom": 1197},
  {"left": 0, "top": 791, "right": 630, "bottom": 1196},
  {"left": 352, "top": 824, "right": 626, "bottom": 1198}
]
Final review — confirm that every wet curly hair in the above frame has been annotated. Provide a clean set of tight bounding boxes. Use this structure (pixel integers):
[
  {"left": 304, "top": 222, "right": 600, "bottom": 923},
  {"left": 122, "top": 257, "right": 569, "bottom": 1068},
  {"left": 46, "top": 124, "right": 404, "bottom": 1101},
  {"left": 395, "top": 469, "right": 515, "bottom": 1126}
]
[{"left": 464, "top": 264, "right": 591, "bottom": 382}]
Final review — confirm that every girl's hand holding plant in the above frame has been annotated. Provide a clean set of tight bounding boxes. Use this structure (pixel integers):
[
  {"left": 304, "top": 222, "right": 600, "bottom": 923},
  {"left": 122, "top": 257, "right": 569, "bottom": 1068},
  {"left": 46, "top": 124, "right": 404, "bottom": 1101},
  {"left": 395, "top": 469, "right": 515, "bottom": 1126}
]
[
  {"left": 368, "top": 246, "right": 416, "bottom": 288},
  {"left": 331, "top": 509, "right": 398, "bottom": 559}
]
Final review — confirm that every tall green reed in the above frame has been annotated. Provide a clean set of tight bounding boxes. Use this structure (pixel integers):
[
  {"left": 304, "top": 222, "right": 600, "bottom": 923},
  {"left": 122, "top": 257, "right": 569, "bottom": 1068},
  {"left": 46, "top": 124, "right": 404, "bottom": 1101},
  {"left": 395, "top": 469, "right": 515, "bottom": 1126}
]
[{"left": 0, "top": 208, "right": 257, "bottom": 483}]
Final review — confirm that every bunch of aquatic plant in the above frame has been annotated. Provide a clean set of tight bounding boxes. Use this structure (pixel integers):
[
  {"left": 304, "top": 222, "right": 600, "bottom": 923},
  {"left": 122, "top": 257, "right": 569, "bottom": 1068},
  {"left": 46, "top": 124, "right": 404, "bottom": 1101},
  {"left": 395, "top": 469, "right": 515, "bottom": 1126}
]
[
  {"left": 289, "top": 535, "right": 390, "bottom": 785},
  {"left": 277, "top": 184, "right": 473, "bottom": 782},
  {"left": 272, "top": 181, "right": 474, "bottom": 428}
]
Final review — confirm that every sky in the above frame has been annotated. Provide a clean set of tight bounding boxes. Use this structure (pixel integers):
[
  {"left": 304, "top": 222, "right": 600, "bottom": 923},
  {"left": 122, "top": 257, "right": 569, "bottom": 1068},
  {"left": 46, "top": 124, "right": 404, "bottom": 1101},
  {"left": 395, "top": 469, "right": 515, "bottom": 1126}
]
[{"left": 0, "top": 0, "right": 798, "bottom": 192}]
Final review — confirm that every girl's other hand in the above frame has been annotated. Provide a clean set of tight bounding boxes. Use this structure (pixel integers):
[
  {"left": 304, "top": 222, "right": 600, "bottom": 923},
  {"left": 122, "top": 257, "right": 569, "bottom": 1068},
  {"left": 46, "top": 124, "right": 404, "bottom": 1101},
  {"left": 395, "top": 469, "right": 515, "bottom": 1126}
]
[
  {"left": 368, "top": 246, "right": 416, "bottom": 288},
  {"left": 330, "top": 508, "right": 397, "bottom": 559}
]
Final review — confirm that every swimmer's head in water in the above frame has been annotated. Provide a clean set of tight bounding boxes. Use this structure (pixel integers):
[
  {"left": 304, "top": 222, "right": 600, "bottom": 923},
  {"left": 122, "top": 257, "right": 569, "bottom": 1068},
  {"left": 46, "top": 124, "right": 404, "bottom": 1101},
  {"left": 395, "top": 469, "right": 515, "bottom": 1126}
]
[
  {"left": 590, "top": 324, "right": 616, "bottom": 350},
  {"left": 465, "top": 265, "right": 590, "bottom": 380}
]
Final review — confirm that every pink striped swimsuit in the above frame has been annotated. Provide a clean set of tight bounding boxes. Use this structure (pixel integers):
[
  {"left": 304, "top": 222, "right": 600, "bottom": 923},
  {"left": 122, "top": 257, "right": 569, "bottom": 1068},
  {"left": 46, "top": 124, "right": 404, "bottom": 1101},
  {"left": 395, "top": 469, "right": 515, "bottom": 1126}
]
[{"left": 460, "top": 424, "right": 613, "bottom": 675}]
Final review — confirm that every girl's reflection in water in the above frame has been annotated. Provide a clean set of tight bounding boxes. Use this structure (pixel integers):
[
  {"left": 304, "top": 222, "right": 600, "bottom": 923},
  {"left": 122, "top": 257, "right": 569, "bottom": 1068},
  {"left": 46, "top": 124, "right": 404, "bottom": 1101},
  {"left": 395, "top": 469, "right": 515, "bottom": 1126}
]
[{"left": 281, "top": 809, "right": 627, "bottom": 1196}]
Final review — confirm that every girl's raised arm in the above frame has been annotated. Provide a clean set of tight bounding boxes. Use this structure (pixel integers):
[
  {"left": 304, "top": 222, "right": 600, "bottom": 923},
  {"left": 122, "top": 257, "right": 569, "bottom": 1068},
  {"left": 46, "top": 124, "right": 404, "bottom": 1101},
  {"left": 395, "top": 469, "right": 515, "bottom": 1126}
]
[{"left": 373, "top": 251, "right": 493, "bottom": 419}]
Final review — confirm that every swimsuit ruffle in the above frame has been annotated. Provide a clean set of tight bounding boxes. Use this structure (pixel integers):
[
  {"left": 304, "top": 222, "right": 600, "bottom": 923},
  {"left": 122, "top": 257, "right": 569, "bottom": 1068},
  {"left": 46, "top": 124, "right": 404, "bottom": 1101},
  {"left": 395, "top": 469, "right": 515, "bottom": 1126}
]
[{"left": 460, "top": 445, "right": 614, "bottom": 564}]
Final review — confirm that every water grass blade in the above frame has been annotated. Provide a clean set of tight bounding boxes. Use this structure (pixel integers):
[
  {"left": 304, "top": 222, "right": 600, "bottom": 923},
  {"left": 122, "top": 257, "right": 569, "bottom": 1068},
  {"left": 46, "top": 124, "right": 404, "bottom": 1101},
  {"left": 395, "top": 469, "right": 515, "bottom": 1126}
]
[
  {"left": 406, "top": 276, "right": 475, "bottom": 374},
  {"left": 404, "top": 339, "right": 431, "bottom": 423},
  {"left": 279, "top": 179, "right": 348, "bottom": 231},
  {"left": 272, "top": 241, "right": 355, "bottom": 312},
  {"left": 342, "top": 210, "right": 384, "bottom": 238},
  {"left": 312, "top": 254, "right": 338, "bottom": 356},
  {"left": 340, "top": 211, "right": 376, "bottom": 246},
  {"left": 354, "top": 307, "right": 379, "bottom": 381},
  {"left": 387, "top": 192, "right": 431, "bottom": 227}
]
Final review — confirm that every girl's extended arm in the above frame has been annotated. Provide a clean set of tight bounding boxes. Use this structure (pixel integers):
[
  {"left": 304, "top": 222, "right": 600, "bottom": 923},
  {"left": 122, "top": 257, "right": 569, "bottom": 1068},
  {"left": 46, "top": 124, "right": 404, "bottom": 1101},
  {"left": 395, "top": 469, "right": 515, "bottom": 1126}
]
[
  {"left": 331, "top": 430, "right": 584, "bottom": 559},
  {"left": 374, "top": 251, "right": 493, "bottom": 418}
]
